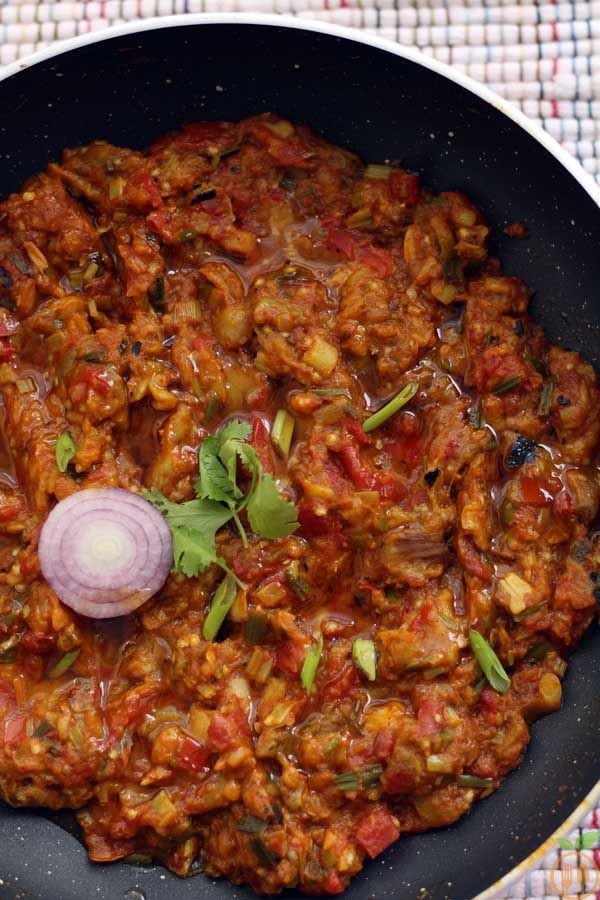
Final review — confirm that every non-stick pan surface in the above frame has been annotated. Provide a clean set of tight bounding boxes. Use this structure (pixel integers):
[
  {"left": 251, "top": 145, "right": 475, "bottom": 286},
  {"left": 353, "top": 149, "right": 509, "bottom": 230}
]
[{"left": 0, "top": 18, "right": 598, "bottom": 900}]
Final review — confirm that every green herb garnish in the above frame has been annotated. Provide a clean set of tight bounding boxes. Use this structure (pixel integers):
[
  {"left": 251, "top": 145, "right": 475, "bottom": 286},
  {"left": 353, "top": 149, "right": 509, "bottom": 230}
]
[
  {"left": 236, "top": 816, "right": 266, "bottom": 834},
  {"left": 55, "top": 431, "right": 76, "bottom": 473},
  {"left": 363, "top": 381, "right": 418, "bottom": 433},
  {"left": 33, "top": 720, "right": 53, "bottom": 739},
  {"left": 456, "top": 774, "right": 494, "bottom": 789},
  {"left": 352, "top": 638, "right": 377, "bottom": 681},
  {"left": 537, "top": 376, "right": 557, "bottom": 417},
  {"left": 469, "top": 629, "right": 511, "bottom": 693},
  {"left": 492, "top": 375, "right": 522, "bottom": 396},
  {"left": 311, "top": 388, "right": 353, "bottom": 399},
  {"left": 202, "top": 573, "right": 238, "bottom": 641},
  {"left": 300, "top": 634, "right": 323, "bottom": 694},
  {"left": 250, "top": 837, "right": 278, "bottom": 868},
  {"left": 144, "top": 419, "right": 298, "bottom": 581},
  {"left": 334, "top": 764, "right": 383, "bottom": 791},
  {"left": 48, "top": 649, "right": 80, "bottom": 679}
]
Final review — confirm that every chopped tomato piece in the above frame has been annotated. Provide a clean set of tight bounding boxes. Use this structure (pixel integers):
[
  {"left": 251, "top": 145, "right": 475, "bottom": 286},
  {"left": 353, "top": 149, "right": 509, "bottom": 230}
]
[
  {"left": 355, "top": 805, "right": 400, "bottom": 859},
  {"left": 250, "top": 416, "right": 274, "bottom": 473},
  {"left": 520, "top": 476, "right": 553, "bottom": 506},
  {"left": 417, "top": 697, "right": 446, "bottom": 737},
  {"left": 298, "top": 503, "right": 340, "bottom": 537},
  {"left": 0, "top": 338, "right": 15, "bottom": 362},
  {"left": 322, "top": 871, "right": 346, "bottom": 894},
  {"left": 326, "top": 227, "right": 394, "bottom": 277},
  {"left": 323, "top": 662, "right": 357, "bottom": 702},
  {"left": 178, "top": 735, "right": 211, "bottom": 773},
  {"left": 208, "top": 711, "right": 247, "bottom": 751},
  {"left": 276, "top": 640, "right": 306, "bottom": 676},
  {"left": 388, "top": 434, "right": 423, "bottom": 467},
  {"left": 3, "top": 714, "right": 25, "bottom": 745},
  {"left": 389, "top": 170, "right": 420, "bottom": 207}
]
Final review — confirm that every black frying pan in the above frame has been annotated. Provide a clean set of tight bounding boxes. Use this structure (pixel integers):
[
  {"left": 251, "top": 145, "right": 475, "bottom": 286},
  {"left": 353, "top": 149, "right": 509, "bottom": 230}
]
[{"left": 0, "top": 17, "right": 598, "bottom": 900}]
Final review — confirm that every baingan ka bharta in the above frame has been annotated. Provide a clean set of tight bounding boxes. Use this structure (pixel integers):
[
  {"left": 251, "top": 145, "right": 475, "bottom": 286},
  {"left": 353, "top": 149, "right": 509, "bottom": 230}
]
[{"left": 0, "top": 114, "right": 597, "bottom": 895}]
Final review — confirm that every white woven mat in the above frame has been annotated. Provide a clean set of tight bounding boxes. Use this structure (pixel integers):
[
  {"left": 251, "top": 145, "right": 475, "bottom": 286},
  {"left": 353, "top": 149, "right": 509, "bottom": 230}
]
[{"left": 0, "top": 2, "right": 599, "bottom": 899}]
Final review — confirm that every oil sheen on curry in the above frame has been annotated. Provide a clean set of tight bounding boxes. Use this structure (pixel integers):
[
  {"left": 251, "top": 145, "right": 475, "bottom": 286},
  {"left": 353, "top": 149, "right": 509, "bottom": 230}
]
[{"left": 0, "top": 115, "right": 597, "bottom": 896}]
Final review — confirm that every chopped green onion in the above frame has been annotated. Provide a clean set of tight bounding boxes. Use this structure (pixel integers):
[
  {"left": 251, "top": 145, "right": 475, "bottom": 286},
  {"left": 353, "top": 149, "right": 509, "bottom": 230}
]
[
  {"left": 364, "top": 164, "right": 391, "bottom": 179},
  {"left": 279, "top": 176, "right": 295, "bottom": 192},
  {"left": 245, "top": 612, "right": 269, "bottom": 644},
  {"left": 271, "top": 409, "right": 295, "bottom": 459},
  {"left": 527, "top": 640, "right": 554, "bottom": 662},
  {"left": 469, "top": 629, "right": 511, "bottom": 694},
  {"left": 16, "top": 377, "right": 35, "bottom": 395},
  {"left": 33, "top": 720, "right": 53, "bottom": 739},
  {"left": 334, "top": 763, "right": 383, "bottom": 791},
  {"left": 203, "top": 393, "right": 221, "bottom": 425},
  {"left": 149, "top": 276, "right": 165, "bottom": 313},
  {"left": 236, "top": 816, "right": 266, "bottom": 834},
  {"left": 457, "top": 774, "right": 494, "bottom": 789},
  {"left": 311, "top": 388, "right": 352, "bottom": 399},
  {"left": 250, "top": 837, "right": 278, "bottom": 868},
  {"left": 363, "top": 381, "right": 418, "bottom": 433},
  {"left": 286, "top": 561, "right": 309, "bottom": 599},
  {"left": 48, "top": 649, "right": 80, "bottom": 679},
  {"left": 123, "top": 854, "right": 153, "bottom": 866},
  {"left": 426, "top": 754, "right": 454, "bottom": 773},
  {"left": 55, "top": 431, "right": 76, "bottom": 473},
  {"left": 179, "top": 229, "right": 196, "bottom": 243},
  {"left": 492, "top": 375, "right": 522, "bottom": 396},
  {"left": 82, "top": 261, "right": 99, "bottom": 283},
  {"left": 300, "top": 634, "right": 323, "bottom": 694},
  {"left": 537, "top": 377, "right": 556, "bottom": 416},
  {"left": 341, "top": 713, "right": 364, "bottom": 736},
  {"left": 202, "top": 573, "right": 238, "bottom": 641},
  {"left": 108, "top": 176, "right": 126, "bottom": 200},
  {"left": 467, "top": 402, "right": 485, "bottom": 430},
  {"left": 352, "top": 638, "right": 377, "bottom": 681}
]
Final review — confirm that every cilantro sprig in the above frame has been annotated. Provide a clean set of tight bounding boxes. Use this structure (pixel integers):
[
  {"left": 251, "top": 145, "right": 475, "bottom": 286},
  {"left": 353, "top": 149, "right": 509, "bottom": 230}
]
[{"left": 144, "top": 419, "right": 298, "bottom": 580}]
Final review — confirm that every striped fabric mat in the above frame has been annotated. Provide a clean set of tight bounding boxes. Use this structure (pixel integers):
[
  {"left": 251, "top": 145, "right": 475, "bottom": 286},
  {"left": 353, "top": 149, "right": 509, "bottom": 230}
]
[{"left": 0, "top": 2, "right": 599, "bottom": 899}]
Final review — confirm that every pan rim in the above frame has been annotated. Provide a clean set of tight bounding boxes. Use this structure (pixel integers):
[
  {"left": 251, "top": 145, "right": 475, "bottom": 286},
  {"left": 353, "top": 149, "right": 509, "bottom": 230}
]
[
  {"left": 1, "top": 12, "right": 599, "bottom": 209},
  {"left": 0, "top": 13, "right": 598, "bottom": 899}
]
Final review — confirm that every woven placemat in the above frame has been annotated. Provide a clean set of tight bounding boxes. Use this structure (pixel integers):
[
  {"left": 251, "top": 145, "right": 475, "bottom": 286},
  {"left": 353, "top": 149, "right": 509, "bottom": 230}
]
[{"left": 0, "top": 2, "right": 599, "bottom": 898}]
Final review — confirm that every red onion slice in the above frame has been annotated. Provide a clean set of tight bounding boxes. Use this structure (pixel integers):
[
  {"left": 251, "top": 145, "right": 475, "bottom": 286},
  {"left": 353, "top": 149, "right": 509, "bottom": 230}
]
[{"left": 38, "top": 488, "right": 172, "bottom": 619}]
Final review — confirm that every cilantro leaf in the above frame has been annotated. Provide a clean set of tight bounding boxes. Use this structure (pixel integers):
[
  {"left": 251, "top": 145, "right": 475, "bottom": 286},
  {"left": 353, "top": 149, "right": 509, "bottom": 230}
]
[
  {"left": 246, "top": 472, "right": 299, "bottom": 539},
  {"left": 172, "top": 526, "right": 218, "bottom": 577},
  {"left": 197, "top": 434, "right": 241, "bottom": 504},
  {"left": 196, "top": 421, "right": 251, "bottom": 503},
  {"left": 142, "top": 489, "right": 233, "bottom": 577}
]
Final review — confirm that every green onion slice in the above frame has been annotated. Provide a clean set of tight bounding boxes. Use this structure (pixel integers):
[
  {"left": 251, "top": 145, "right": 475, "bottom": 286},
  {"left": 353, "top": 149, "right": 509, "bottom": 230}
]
[
  {"left": 300, "top": 634, "right": 323, "bottom": 694},
  {"left": 469, "top": 629, "right": 511, "bottom": 693},
  {"left": 492, "top": 375, "right": 522, "bottom": 396},
  {"left": 456, "top": 774, "right": 494, "bottom": 789},
  {"left": 352, "top": 638, "right": 377, "bottom": 681},
  {"left": 236, "top": 815, "right": 266, "bottom": 834},
  {"left": 537, "top": 377, "right": 556, "bottom": 417},
  {"left": 202, "top": 573, "right": 238, "bottom": 641},
  {"left": 55, "top": 431, "right": 76, "bottom": 473},
  {"left": 363, "top": 381, "right": 418, "bottom": 433},
  {"left": 271, "top": 409, "right": 295, "bottom": 459},
  {"left": 334, "top": 763, "right": 383, "bottom": 791},
  {"left": 48, "top": 649, "right": 80, "bottom": 679}
]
